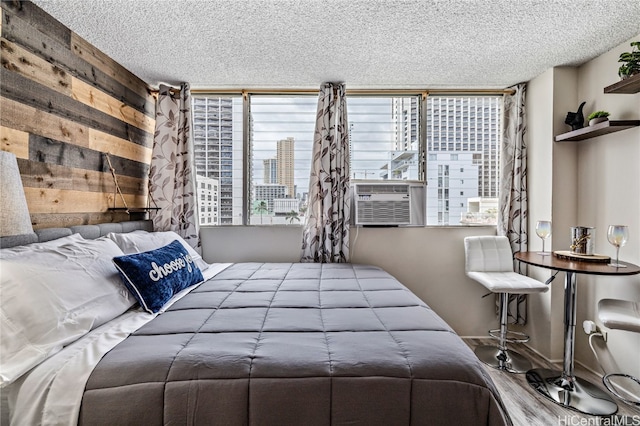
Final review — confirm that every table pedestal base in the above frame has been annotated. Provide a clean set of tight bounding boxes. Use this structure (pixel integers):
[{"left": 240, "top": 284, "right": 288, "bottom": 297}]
[{"left": 526, "top": 368, "right": 617, "bottom": 416}]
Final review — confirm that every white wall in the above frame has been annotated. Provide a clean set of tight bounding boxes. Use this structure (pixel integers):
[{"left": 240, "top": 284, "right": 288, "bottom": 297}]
[
  {"left": 201, "top": 35, "right": 640, "bottom": 391},
  {"left": 573, "top": 35, "right": 640, "bottom": 389},
  {"left": 201, "top": 225, "right": 499, "bottom": 336},
  {"left": 525, "top": 34, "right": 640, "bottom": 391},
  {"left": 549, "top": 68, "right": 583, "bottom": 362},
  {"left": 526, "top": 67, "right": 562, "bottom": 360},
  {"left": 349, "top": 226, "right": 499, "bottom": 335}
]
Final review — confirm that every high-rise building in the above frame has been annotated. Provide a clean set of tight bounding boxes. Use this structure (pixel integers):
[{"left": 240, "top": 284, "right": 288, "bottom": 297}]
[
  {"left": 380, "top": 150, "right": 419, "bottom": 180},
  {"left": 380, "top": 96, "right": 500, "bottom": 225},
  {"left": 426, "top": 96, "right": 501, "bottom": 225},
  {"left": 392, "top": 97, "right": 419, "bottom": 151},
  {"left": 277, "top": 137, "right": 295, "bottom": 198},
  {"left": 196, "top": 175, "right": 219, "bottom": 225},
  {"left": 263, "top": 158, "right": 277, "bottom": 184},
  {"left": 380, "top": 97, "right": 420, "bottom": 180},
  {"left": 192, "top": 97, "right": 243, "bottom": 225}
]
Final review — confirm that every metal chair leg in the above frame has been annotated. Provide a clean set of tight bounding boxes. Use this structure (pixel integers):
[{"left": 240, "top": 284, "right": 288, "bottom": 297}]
[{"left": 475, "top": 293, "right": 532, "bottom": 373}]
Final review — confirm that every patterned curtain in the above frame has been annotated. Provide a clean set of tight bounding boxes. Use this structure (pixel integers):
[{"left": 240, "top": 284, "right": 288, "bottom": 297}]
[
  {"left": 498, "top": 82, "right": 528, "bottom": 325},
  {"left": 301, "top": 83, "right": 350, "bottom": 263},
  {"left": 149, "top": 83, "right": 200, "bottom": 252}
]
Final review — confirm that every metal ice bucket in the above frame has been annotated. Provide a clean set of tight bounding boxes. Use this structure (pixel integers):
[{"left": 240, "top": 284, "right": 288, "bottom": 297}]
[{"left": 570, "top": 226, "right": 595, "bottom": 255}]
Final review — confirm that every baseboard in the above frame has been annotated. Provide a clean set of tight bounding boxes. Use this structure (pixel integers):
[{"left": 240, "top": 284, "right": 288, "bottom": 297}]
[
  {"left": 521, "top": 343, "right": 563, "bottom": 365},
  {"left": 574, "top": 359, "right": 639, "bottom": 403},
  {"left": 460, "top": 335, "right": 496, "bottom": 339},
  {"left": 523, "top": 343, "right": 639, "bottom": 402},
  {"left": 462, "top": 337, "right": 563, "bottom": 363},
  {"left": 575, "top": 358, "right": 603, "bottom": 378}
]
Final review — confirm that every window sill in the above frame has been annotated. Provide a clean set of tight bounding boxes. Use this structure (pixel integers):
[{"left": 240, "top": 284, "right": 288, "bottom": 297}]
[{"left": 200, "top": 224, "right": 497, "bottom": 229}]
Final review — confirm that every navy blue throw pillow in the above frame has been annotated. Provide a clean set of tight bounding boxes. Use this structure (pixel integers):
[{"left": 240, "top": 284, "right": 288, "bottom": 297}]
[{"left": 113, "top": 240, "right": 204, "bottom": 313}]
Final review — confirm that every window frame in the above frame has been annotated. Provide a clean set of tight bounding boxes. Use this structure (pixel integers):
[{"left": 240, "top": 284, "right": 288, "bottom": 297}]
[
  {"left": 246, "top": 93, "right": 318, "bottom": 226},
  {"left": 191, "top": 89, "right": 506, "bottom": 227}
]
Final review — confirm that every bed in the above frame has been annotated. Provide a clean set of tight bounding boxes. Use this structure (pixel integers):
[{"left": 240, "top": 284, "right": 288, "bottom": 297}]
[{"left": 0, "top": 221, "right": 512, "bottom": 426}]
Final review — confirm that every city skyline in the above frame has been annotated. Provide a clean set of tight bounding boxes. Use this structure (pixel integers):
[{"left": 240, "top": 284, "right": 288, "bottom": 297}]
[{"left": 191, "top": 94, "right": 501, "bottom": 226}]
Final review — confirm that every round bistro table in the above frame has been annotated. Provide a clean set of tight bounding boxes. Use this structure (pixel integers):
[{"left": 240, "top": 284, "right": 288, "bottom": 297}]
[{"left": 514, "top": 251, "right": 640, "bottom": 416}]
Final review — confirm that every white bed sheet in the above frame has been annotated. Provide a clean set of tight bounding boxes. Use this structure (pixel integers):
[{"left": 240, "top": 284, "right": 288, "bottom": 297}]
[{"left": 5, "top": 263, "right": 231, "bottom": 426}]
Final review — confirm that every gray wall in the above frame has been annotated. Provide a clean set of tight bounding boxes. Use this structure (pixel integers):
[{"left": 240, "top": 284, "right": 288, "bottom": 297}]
[{"left": 201, "top": 225, "right": 500, "bottom": 337}]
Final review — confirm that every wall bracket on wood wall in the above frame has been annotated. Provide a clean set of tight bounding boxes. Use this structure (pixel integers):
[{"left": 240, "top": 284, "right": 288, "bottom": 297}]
[
  {"left": 107, "top": 207, "right": 161, "bottom": 213},
  {"left": 104, "top": 152, "right": 158, "bottom": 216},
  {"left": 104, "top": 152, "right": 133, "bottom": 213}
]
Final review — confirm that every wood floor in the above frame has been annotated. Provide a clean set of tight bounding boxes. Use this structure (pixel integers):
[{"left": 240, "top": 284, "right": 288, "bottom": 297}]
[{"left": 464, "top": 338, "right": 640, "bottom": 426}]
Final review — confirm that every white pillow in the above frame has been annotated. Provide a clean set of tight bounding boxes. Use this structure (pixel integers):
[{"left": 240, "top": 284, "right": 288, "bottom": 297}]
[
  {"left": 0, "top": 233, "right": 85, "bottom": 259},
  {"left": 0, "top": 237, "right": 135, "bottom": 387},
  {"left": 106, "top": 230, "right": 209, "bottom": 271}
]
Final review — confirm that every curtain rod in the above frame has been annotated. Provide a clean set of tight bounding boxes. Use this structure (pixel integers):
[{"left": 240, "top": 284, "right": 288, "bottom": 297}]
[
  {"left": 148, "top": 87, "right": 181, "bottom": 95},
  {"left": 189, "top": 88, "right": 516, "bottom": 96},
  {"left": 426, "top": 88, "right": 516, "bottom": 95}
]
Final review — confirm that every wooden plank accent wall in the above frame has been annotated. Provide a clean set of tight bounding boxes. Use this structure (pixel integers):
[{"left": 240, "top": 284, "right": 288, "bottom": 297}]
[{"left": 0, "top": 1, "right": 156, "bottom": 229}]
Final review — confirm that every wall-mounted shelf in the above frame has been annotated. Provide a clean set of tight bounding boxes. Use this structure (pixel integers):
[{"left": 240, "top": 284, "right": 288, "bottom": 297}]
[
  {"left": 604, "top": 73, "right": 640, "bottom": 94},
  {"left": 555, "top": 120, "right": 640, "bottom": 142}
]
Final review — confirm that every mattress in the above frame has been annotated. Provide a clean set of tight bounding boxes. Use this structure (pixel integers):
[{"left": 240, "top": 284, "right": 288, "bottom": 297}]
[{"left": 79, "top": 262, "right": 511, "bottom": 425}]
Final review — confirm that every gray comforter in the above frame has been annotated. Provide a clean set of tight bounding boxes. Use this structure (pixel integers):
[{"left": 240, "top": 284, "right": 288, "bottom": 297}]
[{"left": 80, "top": 263, "right": 512, "bottom": 425}]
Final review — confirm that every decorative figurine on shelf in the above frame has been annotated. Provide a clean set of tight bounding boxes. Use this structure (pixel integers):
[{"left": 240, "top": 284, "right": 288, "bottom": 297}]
[{"left": 564, "top": 101, "right": 586, "bottom": 131}]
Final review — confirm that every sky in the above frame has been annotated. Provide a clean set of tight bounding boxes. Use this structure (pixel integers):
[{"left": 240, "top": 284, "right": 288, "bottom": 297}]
[{"left": 249, "top": 96, "right": 414, "bottom": 196}]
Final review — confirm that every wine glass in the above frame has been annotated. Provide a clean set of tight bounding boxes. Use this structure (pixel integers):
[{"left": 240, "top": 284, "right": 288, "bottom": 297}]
[
  {"left": 535, "top": 220, "right": 552, "bottom": 256},
  {"left": 607, "top": 225, "right": 629, "bottom": 268}
]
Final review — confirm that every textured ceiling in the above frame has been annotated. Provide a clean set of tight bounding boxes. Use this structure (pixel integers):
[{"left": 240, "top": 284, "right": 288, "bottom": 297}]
[{"left": 31, "top": 0, "right": 640, "bottom": 90}]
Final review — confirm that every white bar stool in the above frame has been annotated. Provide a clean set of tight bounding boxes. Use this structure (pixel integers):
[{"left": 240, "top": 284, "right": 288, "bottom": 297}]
[
  {"left": 598, "top": 298, "right": 640, "bottom": 406},
  {"left": 464, "top": 236, "right": 549, "bottom": 373}
]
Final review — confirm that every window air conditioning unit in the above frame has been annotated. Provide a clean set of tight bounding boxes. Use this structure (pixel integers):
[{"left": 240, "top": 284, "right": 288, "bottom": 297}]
[{"left": 354, "top": 182, "right": 418, "bottom": 226}]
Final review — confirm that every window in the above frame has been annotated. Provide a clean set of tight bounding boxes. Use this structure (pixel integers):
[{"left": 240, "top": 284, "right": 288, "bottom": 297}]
[
  {"left": 348, "top": 96, "right": 420, "bottom": 181},
  {"left": 250, "top": 96, "right": 316, "bottom": 225},
  {"left": 192, "top": 92, "right": 501, "bottom": 227},
  {"left": 192, "top": 96, "right": 243, "bottom": 225},
  {"left": 426, "top": 95, "right": 501, "bottom": 226}
]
